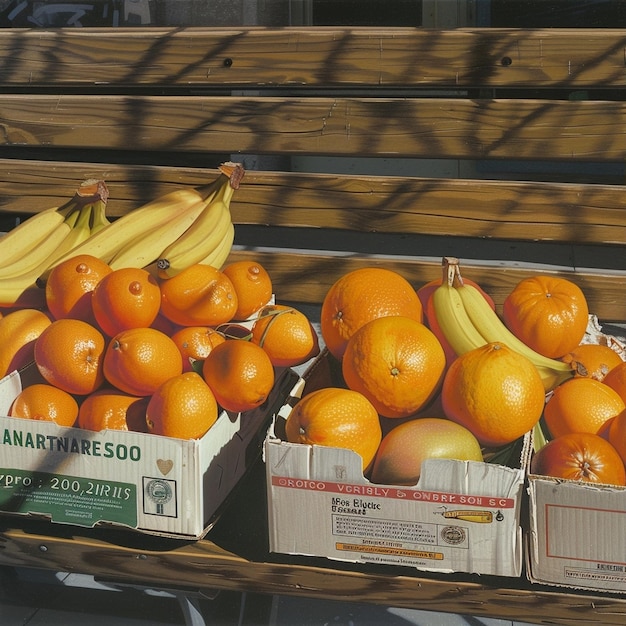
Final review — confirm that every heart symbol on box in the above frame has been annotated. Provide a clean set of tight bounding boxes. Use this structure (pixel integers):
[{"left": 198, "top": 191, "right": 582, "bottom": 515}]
[{"left": 157, "top": 459, "right": 174, "bottom": 475}]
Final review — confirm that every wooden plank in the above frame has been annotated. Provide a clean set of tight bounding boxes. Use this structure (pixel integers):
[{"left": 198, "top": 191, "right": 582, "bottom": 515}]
[
  {"left": 1, "top": 27, "right": 626, "bottom": 89},
  {"left": 0, "top": 523, "right": 625, "bottom": 626},
  {"left": 2, "top": 95, "right": 626, "bottom": 160},
  {"left": 2, "top": 162, "right": 626, "bottom": 246}
]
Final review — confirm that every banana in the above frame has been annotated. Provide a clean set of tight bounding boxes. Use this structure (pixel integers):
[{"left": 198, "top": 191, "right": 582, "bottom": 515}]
[
  {"left": 107, "top": 196, "right": 212, "bottom": 271},
  {"left": 36, "top": 176, "right": 226, "bottom": 284},
  {"left": 0, "top": 214, "right": 78, "bottom": 306},
  {"left": 155, "top": 162, "right": 243, "bottom": 279},
  {"left": 431, "top": 259, "right": 487, "bottom": 356},
  {"left": 0, "top": 204, "right": 83, "bottom": 279},
  {"left": 0, "top": 197, "right": 78, "bottom": 270},
  {"left": 455, "top": 269, "right": 575, "bottom": 392},
  {"left": 89, "top": 194, "right": 111, "bottom": 235},
  {"left": 48, "top": 199, "right": 97, "bottom": 264},
  {"left": 196, "top": 220, "right": 235, "bottom": 269}
]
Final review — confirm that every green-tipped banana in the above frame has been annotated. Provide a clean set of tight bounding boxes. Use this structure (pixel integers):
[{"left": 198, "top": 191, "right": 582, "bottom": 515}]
[
  {"left": 454, "top": 261, "right": 575, "bottom": 392},
  {"left": 155, "top": 162, "right": 242, "bottom": 279},
  {"left": 431, "top": 260, "right": 487, "bottom": 356}
]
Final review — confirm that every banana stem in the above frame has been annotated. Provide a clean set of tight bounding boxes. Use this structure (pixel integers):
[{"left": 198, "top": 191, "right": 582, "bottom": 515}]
[
  {"left": 441, "top": 256, "right": 464, "bottom": 288},
  {"left": 196, "top": 162, "right": 245, "bottom": 201}
]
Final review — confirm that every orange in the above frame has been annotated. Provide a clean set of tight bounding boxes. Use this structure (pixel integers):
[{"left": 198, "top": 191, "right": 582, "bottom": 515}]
[
  {"left": 561, "top": 343, "right": 624, "bottom": 381},
  {"left": 0, "top": 308, "right": 51, "bottom": 378},
  {"left": 607, "top": 409, "right": 626, "bottom": 466},
  {"left": 170, "top": 326, "right": 226, "bottom": 372},
  {"left": 543, "top": 377, "right": 625, "bottom": 438},
  {"left": 503, "top": 275, "right": 589, "bottom": 358},
  {"left": 441, "top": 342, "right": 545, "bottom": 448},
  {"left": 45, "top": 253, "right": 112, "bottom": 323},
  {"left": 342, "top": 316, "right": 445, "bottom": 418},
  {"left": 202, "top": 339, "right": 274, "bottom": 413},
  {"left": 9, "top": 383, "right": 79, "bottom": 427},
  {"left": 320, "top": 267, "right": 423, "bottom": 360},
  {"left": 34, "top": 318, "right": 106, "bottom": 395},
  {"left": 146, "top": 372, "right": 218, "bottom": 439},
  {"left": 222, "top": 260, "right": 273, "bottom": 320},
  {"left": 251, "top": 304, "right": 320, "bottom": 367},
  {"left": 77, "top": 386, "right": 149, "bottom": 432},
  {"left": 285, "top": 387, "right": 382, "bottom": 472},
  {"left": 103, "top": 327, "right": 183, "bottom": 396},
  {"left": 159, "top": 263, "right": 238, "bottom": 327},
  {"left": 92, "top": 267, "right": 161, "bottom": 337},
  {"left": 370, "top": 417, "right": 484, "bottom": 485},
  {"left": 531, "top": 432, "right": 626, "bottom": 486},
  {"left": 603, "top": 360, "right": 626, "bottom": 404}
]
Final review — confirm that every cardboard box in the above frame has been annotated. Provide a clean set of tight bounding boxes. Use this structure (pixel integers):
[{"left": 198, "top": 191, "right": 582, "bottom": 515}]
[
  {"left": 0, "top": 364, "right": 298, "bottom": 539},
  {"left": 526, "top": 319, "right": 626, "bottom": 593},
  {"left": 527, "top": 474, "right": 626, "bottom": 593},
  {"left": 265, "top": 350, "right": 530, "bottom": 577}
]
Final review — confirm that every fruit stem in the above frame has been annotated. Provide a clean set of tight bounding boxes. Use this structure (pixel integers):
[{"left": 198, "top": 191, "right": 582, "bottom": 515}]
[{"left": 441, "top": 256, "right": 464, "bottom": 288}]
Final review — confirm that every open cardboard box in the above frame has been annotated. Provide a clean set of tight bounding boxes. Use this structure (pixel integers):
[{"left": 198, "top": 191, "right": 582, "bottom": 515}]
[
  {"left": 526, "top": 318, "right": 626, "bottom": 593},
  {"left": 264, "top": 349, "right": 530, "bottom": 578},
  {"left": 0, "top": 362, "right": 298, "bottom": 539}
]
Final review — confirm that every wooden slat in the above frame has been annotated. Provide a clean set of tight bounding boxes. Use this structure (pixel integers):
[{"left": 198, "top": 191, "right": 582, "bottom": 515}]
[
  {"left": 2, "top": 95, "right": 626, "bottom": 160},
  {"left": 0, "top": 518, "right": 625, "bottom": 625},
  {"left": 1, "top": 27, "right": 626, "bottom": 89},
  {"left": 2, "top": 162, "right": 626, "bottom": 246}
]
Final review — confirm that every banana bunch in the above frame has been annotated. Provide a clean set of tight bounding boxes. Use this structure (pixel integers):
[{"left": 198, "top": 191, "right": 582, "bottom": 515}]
[
  {"left": 431, "top": 257, "right": 575, "bottom": 392},
  {"left": 37, "top": 162, "right": 242, "bottom": 282},
  {"left": 154, "top": 161, "right": 242, "bottom": 279},
  {"left": 0, "top": 180, "right": 109, "bottom": 307}
]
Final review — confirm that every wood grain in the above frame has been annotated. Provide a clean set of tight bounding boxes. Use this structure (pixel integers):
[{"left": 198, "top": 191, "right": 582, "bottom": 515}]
[
  {"left": 0, "top": 521, "right": 625, "bottom": 626},
  {"left": 2, "top": 95, "right": 626, "bottom": 160},
  {"left": 0, "top": 27, "right": 625, "bottom": 88},
  {"left": 2, "top": 161, "right": 626, "bottom": 244}
]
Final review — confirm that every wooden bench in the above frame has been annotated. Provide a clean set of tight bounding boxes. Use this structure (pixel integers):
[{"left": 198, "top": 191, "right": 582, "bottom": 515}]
[{"left": 1, "top": 26, "right": 626, "bottom": 625}]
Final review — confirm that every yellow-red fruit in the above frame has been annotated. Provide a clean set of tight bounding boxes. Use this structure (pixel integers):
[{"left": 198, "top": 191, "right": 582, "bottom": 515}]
[{"left": 370, "top": 417, "right": 483, "bottom": 485}]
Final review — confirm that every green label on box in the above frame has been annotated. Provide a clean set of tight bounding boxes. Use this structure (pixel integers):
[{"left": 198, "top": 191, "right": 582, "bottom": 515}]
[{"left": 0, "top": 469, "right": 137, "bottom": 527}]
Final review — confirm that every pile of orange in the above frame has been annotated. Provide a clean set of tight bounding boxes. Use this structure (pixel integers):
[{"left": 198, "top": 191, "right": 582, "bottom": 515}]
[
  {"left": 285, "top": 267, "right": 626, "bottom": 489},
  {"left": 2, "top": 255, "right": 319, "bottom": 440}
]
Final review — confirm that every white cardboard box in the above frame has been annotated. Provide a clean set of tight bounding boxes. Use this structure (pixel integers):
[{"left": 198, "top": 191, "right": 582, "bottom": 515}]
[
  {"left": 526, "top": 319, "right": 626, "bottom": 593},
  {"left": 528, "top": 469, "right": 626, "bottom": 593},
  {"left": 264, "top": 351, "right": 529, "bottom": 578},
  {"left": 0, "top": 364, "right": 297, "bottom": 539}
]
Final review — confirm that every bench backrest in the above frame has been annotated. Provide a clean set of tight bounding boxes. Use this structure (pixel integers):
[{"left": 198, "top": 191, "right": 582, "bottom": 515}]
[{"left": 1, "top": 27, "right": 625, "bottom": 320}]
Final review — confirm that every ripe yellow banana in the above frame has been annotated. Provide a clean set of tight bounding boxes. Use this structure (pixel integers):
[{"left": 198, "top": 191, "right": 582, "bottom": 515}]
[
  {"left": 0, "top": 197, "right": 78, "bottom": 270},
  {"left": 37, "top": 177, "right": 224, "bottom": 284},
  {"left": 89, "top": 194, "right": 111, "bottom": 235},
  {"left": 107, "top": 196, "right": 212, "bottom": 271},
  {"left": 0, "top": 204, "right": 84, "bottom": 280},
  {"left": 196, "top": 220, "right": 235, "bottom": 269},
  {"left": 456, "top": 272, "right": 575, "bottom": 392},
  {"left": 155, "top": 163, "right": 242, "bottom": 279},
  {"left": 431, "top": 260, "right": 487, "bottom": 356},
  {"left": 0, "top": 213, "right": 78, "bottom": 306},
  {"left": 47, "top": 199, "right": 97, "bottom": 266}
]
